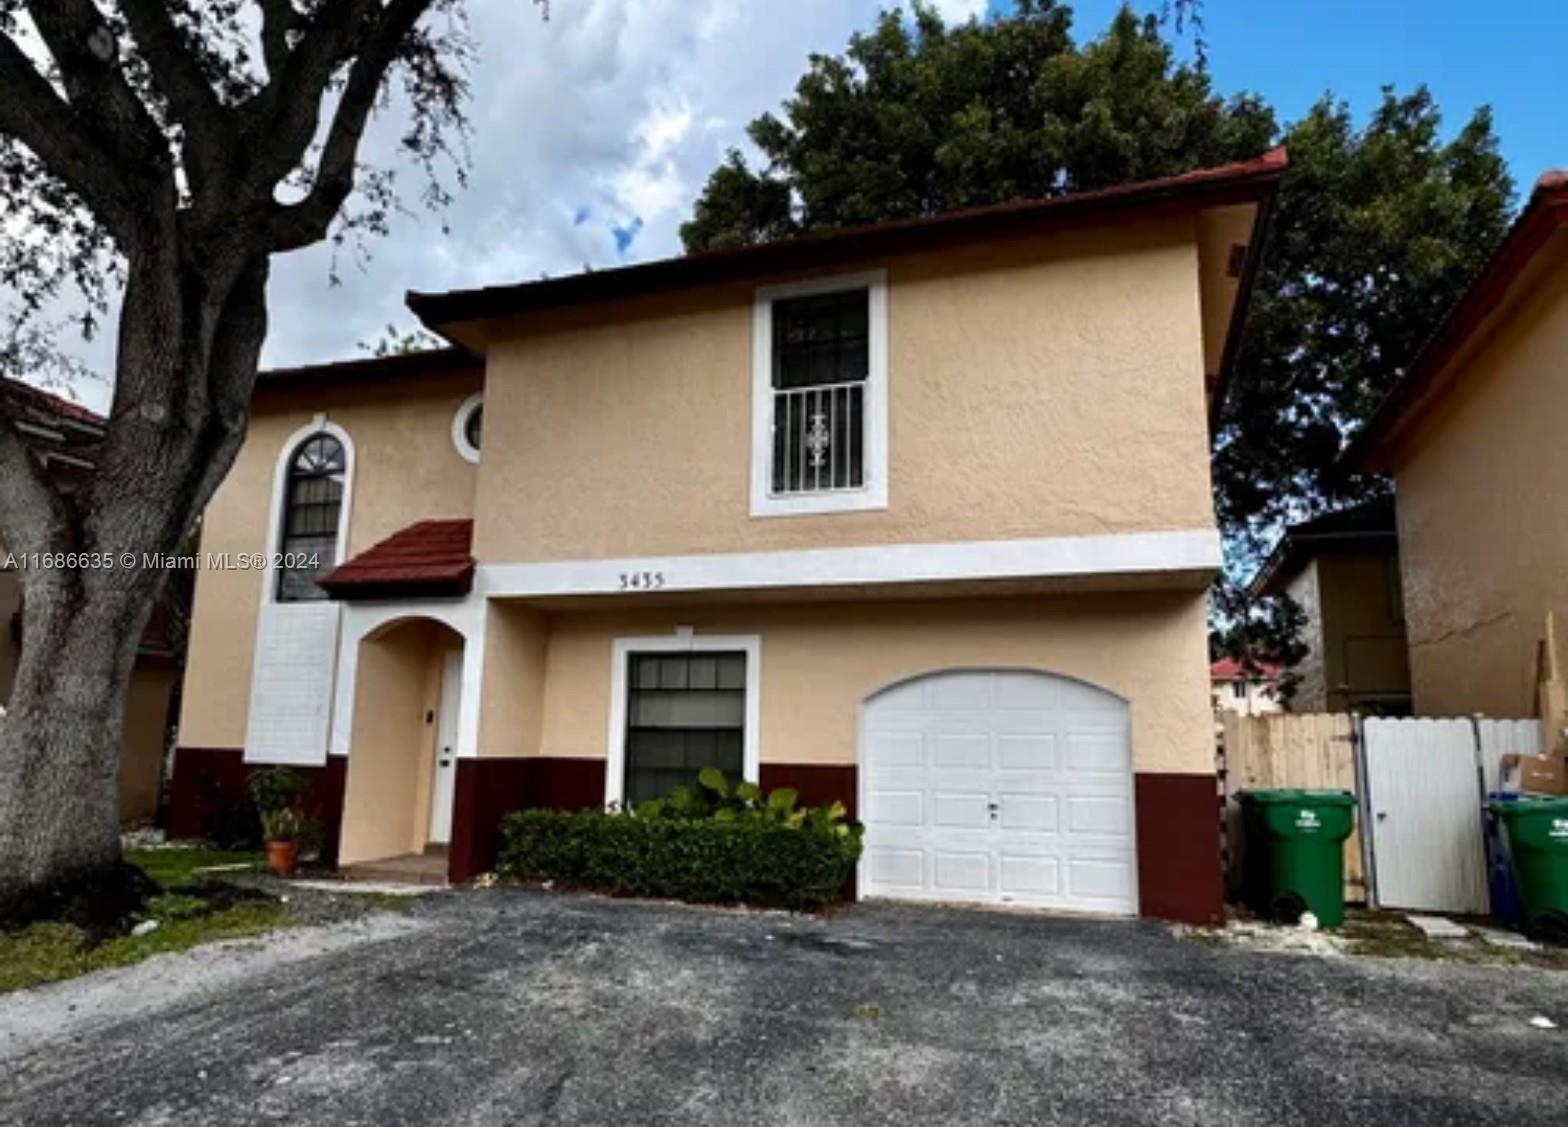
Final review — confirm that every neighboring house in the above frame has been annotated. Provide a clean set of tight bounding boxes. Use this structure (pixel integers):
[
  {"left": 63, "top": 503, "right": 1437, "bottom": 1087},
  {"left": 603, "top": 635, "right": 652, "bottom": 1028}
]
[
  {"left": 1248, "top": 498, "right": 1411, "bottom": 715},
  {"left": 1350, "top": 169, "right": 1567, "bottom": 732},
  {"left": 169, "top": 150, "right": 1287, "bottom": 924},
  {"left": 0, "top": 378, "right": 190, "bottom": 824},
  {"left": 1210, "top": 658, "right": 1282, "bottom": 716}
]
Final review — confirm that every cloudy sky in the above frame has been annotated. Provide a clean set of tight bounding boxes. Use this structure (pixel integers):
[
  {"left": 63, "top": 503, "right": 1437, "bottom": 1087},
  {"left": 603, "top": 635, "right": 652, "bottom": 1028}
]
[
  {"left": 10, "top": 0, "right": 1555, "bottom": 412},
  {"left": 16, "top": 0, "right": 987, "bottom": 411}
]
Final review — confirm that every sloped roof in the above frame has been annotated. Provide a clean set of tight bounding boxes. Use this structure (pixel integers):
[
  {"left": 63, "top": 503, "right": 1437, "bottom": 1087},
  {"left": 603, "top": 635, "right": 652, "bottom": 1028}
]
[
  {"left": 1211, "top": 657, "right": 1281, "bottom": 681},
  {"left": 1347, "top": 169, "right": 1568, "bottom": 470},
  {"left": 0, "top": 377, "right": 105, "bottom": 429},
  {"left": 318, "top": 519, "right": 475, "bottom": 600},
  {"left": 256, "top": 347, "right": 480, "bottom": 391},
  {"left": 408, "top": 149, "right": 1287, "bottom": 336},
  {"left": 1248, "top": 496, "right": 1397, "bottom": 597}
]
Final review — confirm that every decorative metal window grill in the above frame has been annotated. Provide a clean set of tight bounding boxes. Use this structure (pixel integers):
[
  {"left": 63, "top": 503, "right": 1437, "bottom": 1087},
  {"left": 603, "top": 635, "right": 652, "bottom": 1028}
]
[
  {"left": 770, "top": 288, "right": 868, "bottom": 495},
  {"left": 624, "top": 651, "right": 746, "bottom": 805},
  {"left": 276, "top": 433, "right": 345, "bottom": 602}
]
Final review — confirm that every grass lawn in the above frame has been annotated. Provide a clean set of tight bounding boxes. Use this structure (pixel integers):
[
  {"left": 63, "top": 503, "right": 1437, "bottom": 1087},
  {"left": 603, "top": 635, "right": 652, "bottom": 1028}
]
[{"left": 0, "top": 847, "right": 290, "bottom": 995}]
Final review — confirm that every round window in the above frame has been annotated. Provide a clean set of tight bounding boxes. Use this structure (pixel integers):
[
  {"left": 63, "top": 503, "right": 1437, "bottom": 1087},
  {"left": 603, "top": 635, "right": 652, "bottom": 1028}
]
[{"left": 452, "top": 393, "right": 483, "bottom": 463}]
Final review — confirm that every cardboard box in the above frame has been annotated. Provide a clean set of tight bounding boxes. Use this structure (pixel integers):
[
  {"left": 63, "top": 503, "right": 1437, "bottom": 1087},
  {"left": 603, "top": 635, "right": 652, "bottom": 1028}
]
[{"left": 1502, "top": 750, "right": 1568, "bottom": 796}]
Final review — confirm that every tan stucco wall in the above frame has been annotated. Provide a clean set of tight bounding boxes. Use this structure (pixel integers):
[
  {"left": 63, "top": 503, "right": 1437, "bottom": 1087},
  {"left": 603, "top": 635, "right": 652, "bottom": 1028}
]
[
  {"left": 1390, "top": 261, "right": 1568, "bottom": 717},
  {"left": 120, "top": 664, "right": 176, "bottom": 823},
  {"left": 476, "top": 601, "right": 549, "bottom": 759},
  {"left": 474, "top": 217, "right": 1215, "bottom": 564},
  {"left": 1285, "top": 551, "right": 1409, "bottom": 713},
  {"left": 339, "top": 622, "right": 454, "bottom": 865},
  {"left": 480, "top": 591, "right": 1212, "bottom": 776},
  {"left": 1315, "top": 551, "right": 1409, "bottom": 712},
  {"left": 178, "top": 371, "right": 481, "bottom": 750}
]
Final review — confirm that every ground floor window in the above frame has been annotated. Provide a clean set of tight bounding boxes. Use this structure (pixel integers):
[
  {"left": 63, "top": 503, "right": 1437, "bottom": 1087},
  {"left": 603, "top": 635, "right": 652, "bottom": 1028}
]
[{"left": 623, "top": 651, "right": 746, "bottom": 805}]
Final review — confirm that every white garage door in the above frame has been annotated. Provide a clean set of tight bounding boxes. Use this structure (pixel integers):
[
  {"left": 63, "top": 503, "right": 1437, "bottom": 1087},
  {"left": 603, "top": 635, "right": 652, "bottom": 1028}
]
[{"left": 860, "top": 669, "right": 1137, "bottom": 915}]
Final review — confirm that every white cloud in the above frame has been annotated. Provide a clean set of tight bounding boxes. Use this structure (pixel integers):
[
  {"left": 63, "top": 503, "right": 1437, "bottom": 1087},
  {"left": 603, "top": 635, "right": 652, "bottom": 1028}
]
[{"left": 9, "top": 0, "right": 1010, "bottom": 407}]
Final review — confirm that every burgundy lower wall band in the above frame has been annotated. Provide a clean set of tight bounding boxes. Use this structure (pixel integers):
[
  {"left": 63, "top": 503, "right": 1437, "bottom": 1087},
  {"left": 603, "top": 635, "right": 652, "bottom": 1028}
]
[
  {"left": 448, "top": 757, "right": 606, "bottom": 883},
  {"left": 165, "top": 746, "right": 346, "bottom": 866},
  {"left": 170, "top": 750, "right": 1209, "bottom": 920},
  {"left": 1134, "top": 771, "right": 1224, "bottom": 926},
  {"left": 759, "top": 763, "right": 858, "bottom": 822},
  {"left": 447, "top": 760, "right": 862, "bottom": 885},
  {"left": 165, "top": 746, "right": 247, "bottom": 840}
]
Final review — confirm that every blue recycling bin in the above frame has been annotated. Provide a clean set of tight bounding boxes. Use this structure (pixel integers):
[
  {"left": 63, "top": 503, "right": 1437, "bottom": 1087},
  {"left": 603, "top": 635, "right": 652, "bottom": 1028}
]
[{"left": 1484, "top": 792, "right": 1523, "bottom": 926}]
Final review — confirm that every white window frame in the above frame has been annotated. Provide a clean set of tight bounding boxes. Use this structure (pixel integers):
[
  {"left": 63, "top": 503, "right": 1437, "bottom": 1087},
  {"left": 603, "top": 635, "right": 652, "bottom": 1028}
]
[
  {"left": 750, "top": 269, "right": 889, "bottom": 518},
  {"left": 451, "top": 391, "right": 483, "bottom": 464},
  {"left": 260, "top": 414, "right": 356, "bottom": 607},
  {"left": 604, "top": 631, "right": 762, "bottom": 808}
]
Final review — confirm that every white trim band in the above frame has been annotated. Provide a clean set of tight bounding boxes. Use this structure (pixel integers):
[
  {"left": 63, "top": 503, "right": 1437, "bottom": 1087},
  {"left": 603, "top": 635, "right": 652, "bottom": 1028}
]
[{"left": 477, "top": 528, "right": 1220, "bottom": 600}]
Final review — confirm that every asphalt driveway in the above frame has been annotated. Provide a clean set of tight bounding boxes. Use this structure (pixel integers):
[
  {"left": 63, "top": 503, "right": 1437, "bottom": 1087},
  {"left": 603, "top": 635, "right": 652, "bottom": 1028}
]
[{"left": 3, "top": 890, "right": 1566, "bottom": 1126}]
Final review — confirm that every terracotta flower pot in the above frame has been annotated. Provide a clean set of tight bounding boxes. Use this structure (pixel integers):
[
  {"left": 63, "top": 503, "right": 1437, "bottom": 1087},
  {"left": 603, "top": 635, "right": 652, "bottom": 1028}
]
[{"left": 266, "top": 839, "right": 299, "bottom": 877}]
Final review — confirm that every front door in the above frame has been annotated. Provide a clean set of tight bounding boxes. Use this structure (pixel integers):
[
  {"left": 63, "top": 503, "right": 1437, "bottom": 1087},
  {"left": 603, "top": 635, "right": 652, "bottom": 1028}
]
[{"left": 428, "top": 649, "right": 462, "bottom": 844}]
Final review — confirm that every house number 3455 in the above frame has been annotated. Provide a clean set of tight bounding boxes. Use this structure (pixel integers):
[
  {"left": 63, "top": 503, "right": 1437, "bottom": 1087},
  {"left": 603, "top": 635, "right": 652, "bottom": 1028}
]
[{"left": 619, "top": 570, "right": 666, "bottom": 591}]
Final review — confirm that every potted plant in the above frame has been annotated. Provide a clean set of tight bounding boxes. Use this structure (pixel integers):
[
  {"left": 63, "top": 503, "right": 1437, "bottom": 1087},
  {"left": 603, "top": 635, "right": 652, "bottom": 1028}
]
[
  {"left": 249, "top": 768, "right": 307, "bottom": 876},
  {"left": 261, "top": 807, "right": 303, "bottom": 876}
]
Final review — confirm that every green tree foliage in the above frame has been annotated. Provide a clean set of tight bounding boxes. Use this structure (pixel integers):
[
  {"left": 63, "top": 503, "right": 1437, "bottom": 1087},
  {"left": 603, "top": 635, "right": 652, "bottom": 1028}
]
[
  {"left": 1210, "top": 91, "right": 1511, "bottom": 671},
  {"left": 1216, "top": 89, "right": 1513, "bottom": 541},
  {"left": 680, "top": 1, "right": 1275, "bottom": 252},
  {"left": 681, "top": 5, "right": 1515, "bottom": 676}
]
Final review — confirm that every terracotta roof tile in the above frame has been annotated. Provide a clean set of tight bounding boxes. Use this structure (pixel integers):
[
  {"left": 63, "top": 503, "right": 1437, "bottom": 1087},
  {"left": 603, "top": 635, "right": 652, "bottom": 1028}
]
[
  {"left": 1211, "top": 657, "right": 1281, "bottom": 681},
  {"left": 318, "top": 518, "right": 475, "bottom": 600}
]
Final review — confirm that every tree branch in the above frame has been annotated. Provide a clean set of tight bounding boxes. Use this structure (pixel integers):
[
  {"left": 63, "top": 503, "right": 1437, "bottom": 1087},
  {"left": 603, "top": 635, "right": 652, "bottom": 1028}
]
[
  {"left": 117, "top": 0, "right": 227, "bottom": 193},
  {"left": 0, "top": 33, "right": 136, "bottom": 243},
  {"left": 264, "top": 0, "right": 431, "bottom": 251},
  {"left": 255, "top": 0, "right": 306, "bottom": 81},
  {"left": 25, "top": 0, "right": 169, "bottom": 173},
  {"left": 237, "top": 0, "right": 375, "bottom": 196}
]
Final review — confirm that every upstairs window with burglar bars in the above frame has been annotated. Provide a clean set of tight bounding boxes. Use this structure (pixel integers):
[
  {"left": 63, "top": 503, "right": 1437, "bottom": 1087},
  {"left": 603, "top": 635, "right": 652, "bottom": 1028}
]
[{"left": 770, "top": 288, "right": 869, "bottom": 496}]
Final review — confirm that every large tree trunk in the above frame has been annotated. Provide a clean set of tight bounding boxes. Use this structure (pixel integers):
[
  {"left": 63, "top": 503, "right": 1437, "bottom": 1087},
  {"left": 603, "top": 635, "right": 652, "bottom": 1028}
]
[
  {"left": 0, "top": 577, "right": 156, "bottom": 931},
  {"left": 0, "top": 252, "right": 267, "bottom": 931}
]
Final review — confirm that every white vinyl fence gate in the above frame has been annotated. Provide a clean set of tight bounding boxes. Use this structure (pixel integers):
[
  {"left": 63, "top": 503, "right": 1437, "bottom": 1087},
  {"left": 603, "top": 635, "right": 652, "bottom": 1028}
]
[{"left": 1360, "top": 717, "right": 1540, "bottom": 914}]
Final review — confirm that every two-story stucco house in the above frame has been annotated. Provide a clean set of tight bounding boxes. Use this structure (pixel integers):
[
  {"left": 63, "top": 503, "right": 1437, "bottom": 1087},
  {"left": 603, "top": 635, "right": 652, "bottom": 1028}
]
[
  {"left": 1350, "top": 169, "right": 1566, "bottom": 740},
  {"left": 169, "top": 150, "right": 1286, "bottom": 925}
]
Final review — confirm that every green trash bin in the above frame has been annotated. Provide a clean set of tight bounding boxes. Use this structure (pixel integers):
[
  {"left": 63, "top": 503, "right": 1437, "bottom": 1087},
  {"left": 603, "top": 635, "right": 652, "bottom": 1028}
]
[
  {"left": 1489, "top": 796, "right": 1568, "bottom": 942},
  {"left": 1239, "top": 789, "right": 1357, "bottom": 927}
]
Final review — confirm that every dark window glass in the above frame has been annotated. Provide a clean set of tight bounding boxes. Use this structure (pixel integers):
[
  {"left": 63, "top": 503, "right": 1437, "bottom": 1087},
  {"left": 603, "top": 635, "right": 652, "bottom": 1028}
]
[
  {"left": 276, "top": 434, "right": 345, "bottom": 602},
  {"left": 770, "top": 289, "right": 868, "bottom": 495},
  {"left": 464, "top": 403, "right": 483, "bottom": 452},
  {"left": 624, "top": 651, "right": 746, "bottom": 805}
]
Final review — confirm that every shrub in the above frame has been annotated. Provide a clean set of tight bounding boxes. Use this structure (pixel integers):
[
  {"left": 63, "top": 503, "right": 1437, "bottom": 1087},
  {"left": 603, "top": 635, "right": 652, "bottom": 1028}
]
[
  {"left": 247, "top": 768, "right": 310, "bottom": 845},
  {"left": 497, "top": 775, "right": 862, "bottom": 910}
]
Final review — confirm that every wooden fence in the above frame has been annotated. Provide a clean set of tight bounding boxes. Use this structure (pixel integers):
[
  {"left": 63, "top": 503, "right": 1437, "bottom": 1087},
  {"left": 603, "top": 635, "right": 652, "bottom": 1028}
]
[{"left": 1218, "top": 711, "right": 1365, "bottom": 903}]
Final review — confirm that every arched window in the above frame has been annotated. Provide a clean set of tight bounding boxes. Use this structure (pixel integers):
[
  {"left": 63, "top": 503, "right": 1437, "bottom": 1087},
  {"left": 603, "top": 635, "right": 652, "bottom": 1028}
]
[{"left": 276, "top": 433, "right": 346, "bottom": 602}]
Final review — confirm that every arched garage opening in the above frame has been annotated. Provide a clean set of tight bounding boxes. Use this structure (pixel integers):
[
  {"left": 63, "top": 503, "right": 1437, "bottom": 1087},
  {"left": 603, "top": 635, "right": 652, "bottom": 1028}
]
[{"left": 858, "top": 668, "right": 1137, "bottom": 916}]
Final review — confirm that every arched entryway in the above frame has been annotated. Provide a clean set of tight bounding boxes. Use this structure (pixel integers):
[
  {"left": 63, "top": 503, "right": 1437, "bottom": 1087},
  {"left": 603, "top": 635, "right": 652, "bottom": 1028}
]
[
  {"left": 859, "top": 668, "right": 1137, "bottom": 915},
  {"left": 338, "top": 617, "right": 466, "bottom": 869}
]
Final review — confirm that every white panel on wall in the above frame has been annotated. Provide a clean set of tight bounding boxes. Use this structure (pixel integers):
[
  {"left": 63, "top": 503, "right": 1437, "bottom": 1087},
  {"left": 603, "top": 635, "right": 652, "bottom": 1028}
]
[{"left": 244, "top": 603, "right": 342, "bottom": 765}]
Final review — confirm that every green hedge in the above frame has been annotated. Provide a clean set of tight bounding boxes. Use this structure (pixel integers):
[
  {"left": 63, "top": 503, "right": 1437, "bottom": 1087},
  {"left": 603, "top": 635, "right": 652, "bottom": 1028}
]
[{"left": 496, "top": 809, "right": 862, "bottom": 910}]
